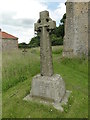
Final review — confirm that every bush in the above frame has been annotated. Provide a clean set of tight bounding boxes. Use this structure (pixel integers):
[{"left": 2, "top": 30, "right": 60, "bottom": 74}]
[
  {"left": 51, "top": 34, "right": 63, "bottom": 46},
  {"left": 29, "top": 36, "right": 40, "bottom": 48}
]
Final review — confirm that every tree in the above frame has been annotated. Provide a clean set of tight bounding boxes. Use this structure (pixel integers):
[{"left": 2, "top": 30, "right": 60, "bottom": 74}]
[
  {"left": 51, "top": 34, "right": 63, "bottom": 46},
  {"left": 60, "top": 13, "right": 66, "bottom": 24},
  {"left": 28, "top": 13, "right": 66, "bottom": 47},
  {"left": 51, "top": 13, "right": 66, "bottom": 39},
  {"left": 29, "top": 36, "right": 40, "bottom": 48},
  {"left": 18, "top": 42, "right": 29, "bottom": 48}
]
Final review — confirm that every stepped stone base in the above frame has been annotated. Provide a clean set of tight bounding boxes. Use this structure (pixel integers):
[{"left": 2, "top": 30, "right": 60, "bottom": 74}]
[{"left": 24, "top": 74, "right": 71, "bottom": 111}]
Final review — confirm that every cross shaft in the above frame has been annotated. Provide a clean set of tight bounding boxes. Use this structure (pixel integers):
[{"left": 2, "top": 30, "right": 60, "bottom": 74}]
[{"left": 34, "top": 10, "right": 56, "bottom": 76}]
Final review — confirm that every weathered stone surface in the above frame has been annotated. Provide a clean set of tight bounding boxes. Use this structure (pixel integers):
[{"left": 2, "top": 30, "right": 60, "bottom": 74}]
[
  {"left": 24, "top": 88, "right": 71, "bottom": 112},
  {"left": 2, "top": 39, "right": 18, "bottom": 51},
  {"left": 30, "top": 74, "right": 66, "bottom": 103},
  {"left": 0, "top": 30, "right": 18, "bottom": 51},
  {"left": 63, "top": 2, "right": 89, "bottom": 57},
  {"left": 34, "top": 10, "right": 56, "bottom": 76},
  {"left": 24, "top": 10, "right": 70, "bottom": 111}
]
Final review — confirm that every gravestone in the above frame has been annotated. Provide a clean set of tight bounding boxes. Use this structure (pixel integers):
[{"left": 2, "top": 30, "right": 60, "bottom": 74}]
[{"left": 24, "top": 10, "right": 70, "bottom": 111}]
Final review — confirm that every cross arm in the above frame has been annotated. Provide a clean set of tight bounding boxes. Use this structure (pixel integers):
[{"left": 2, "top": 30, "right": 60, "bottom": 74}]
[
  {"left": 34, "top": 23, "right": 40, "bottom": 32},
  {"left": 48, "top": 20, "right": 56, "bottom": 30},
  {"left": 34, "top": 18, "right": 56, "bottom": 32}
]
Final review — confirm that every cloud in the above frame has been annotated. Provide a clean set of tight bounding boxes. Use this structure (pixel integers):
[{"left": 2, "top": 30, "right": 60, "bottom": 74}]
[
  {"left": 0, "top": 0, "right": 48, "bottom": 43},
  {"left": 0, "top": 0, "right": 66, "bottom": 43},
  {"left": 49, "top": 3, "right": 66, "bottom": 25},
  {"left": 1, "top": 12, "right": 34, "bottom": 28}
]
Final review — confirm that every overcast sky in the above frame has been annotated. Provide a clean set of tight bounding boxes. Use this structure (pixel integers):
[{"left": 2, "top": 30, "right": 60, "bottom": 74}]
[{"left": 0, "top": 0, "right": 66, "bottom": 43}]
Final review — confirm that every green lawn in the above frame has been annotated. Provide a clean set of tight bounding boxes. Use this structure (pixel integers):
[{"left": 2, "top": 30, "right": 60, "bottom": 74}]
[{"left": 2, "top": 46, "right": 88, "bottom": 118}]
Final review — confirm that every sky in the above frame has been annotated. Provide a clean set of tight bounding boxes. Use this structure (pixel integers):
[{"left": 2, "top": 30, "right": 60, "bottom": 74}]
[{"left": 0, "top": 0, "right": 66, "bottom": 43}]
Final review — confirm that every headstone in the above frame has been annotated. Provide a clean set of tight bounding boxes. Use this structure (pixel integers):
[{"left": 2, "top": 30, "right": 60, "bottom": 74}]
[
  {"left": 24, "top": 10, "right": 71, "bottom": 111},
  {"left": 22, "top": 48, "right": 27, "bottom": 55}
]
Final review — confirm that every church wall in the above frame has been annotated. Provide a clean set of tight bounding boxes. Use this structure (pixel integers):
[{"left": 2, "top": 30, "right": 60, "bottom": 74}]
[{"left": 63, "top": 2, "right": 89, "bottom": 57}]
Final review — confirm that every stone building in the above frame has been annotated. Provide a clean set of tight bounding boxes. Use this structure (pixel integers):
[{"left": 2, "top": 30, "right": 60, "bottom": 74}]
[
  {"left": 63, "top": 1, "right": 89, "bottom": 57},
  {"left": 0, "top": 29, "right": 18, "bottom": 50}
]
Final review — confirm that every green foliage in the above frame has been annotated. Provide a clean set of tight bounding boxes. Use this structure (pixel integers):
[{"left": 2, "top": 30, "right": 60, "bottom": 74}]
[
  {"left": 51, "top": 24, "right": 64, "bottom": 39},
  {"left": 60, "top": 13, "right": 66, "bottom": 24},
  {"left": 29, "top": 36, "right": 40, "bottom": 48},
  {"left": 51, "top": 13, "right": 66, "bottom": 39},
  {"left": 18, "top": 13, "right": 66, "bottom": 48},
  {"left": 50, "top": 34, "right": 63, "bottom": 46},
  {"left": 2, "top": 47, "right": 88, "bottom": 118},
  {"left": 18, "top": 42, "right": 29, "bottom": 48},
  {"left": 50, "top": 13, "right": 66, "bottom": 46},
  {"left": 28, "top": 13, "right": 66, "bottom": 48}
]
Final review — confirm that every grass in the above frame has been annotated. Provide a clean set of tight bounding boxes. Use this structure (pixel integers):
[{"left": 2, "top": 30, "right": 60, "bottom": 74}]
[{"left": 2, "top": 46, "right": 88, "bottom": 118}]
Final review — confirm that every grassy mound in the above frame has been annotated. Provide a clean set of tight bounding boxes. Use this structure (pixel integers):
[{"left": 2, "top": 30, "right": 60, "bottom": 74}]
[{"left": 2, "top": 46, "right": 88, "bottom": 118}]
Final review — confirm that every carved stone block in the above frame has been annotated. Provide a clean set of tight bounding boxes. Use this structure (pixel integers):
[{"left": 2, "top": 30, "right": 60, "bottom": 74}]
[{"left": 30, "top": 74, "right": 66, "bottom": 103}]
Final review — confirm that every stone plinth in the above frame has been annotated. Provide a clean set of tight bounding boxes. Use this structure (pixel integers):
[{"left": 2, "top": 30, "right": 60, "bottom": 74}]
[
  {"left": 30, "top": 74, "right": 65, "bottom": 103},
  {"left": 24, "top": 74, "right": 71, "bottom": 111}
]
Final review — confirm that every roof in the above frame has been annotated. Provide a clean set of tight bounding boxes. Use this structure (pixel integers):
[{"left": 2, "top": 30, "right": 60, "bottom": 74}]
[{"left": 0, "top": 31, "right": 18, "bottom": 40}]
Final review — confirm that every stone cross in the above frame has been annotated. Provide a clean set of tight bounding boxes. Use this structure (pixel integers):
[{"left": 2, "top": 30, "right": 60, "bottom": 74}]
[
  {"left": 24, "top": 10, "right": 69, "bottom": 112},
  {"left": 34, "top": 10, "right": 56, "bottom": 76}
]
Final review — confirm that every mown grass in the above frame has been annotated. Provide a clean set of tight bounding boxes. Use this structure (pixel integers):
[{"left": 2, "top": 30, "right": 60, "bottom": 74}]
[{"left": 2, "top": 46, "right": 88, "bottom": 118}]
